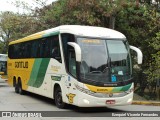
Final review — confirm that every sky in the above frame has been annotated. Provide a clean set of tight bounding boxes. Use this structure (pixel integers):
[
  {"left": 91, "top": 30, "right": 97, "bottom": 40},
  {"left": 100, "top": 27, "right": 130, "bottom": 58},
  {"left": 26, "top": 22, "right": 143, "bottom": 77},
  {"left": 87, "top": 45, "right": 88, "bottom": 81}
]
[{"left": 0, "top": 0, "right": 57, "bottom": 13}]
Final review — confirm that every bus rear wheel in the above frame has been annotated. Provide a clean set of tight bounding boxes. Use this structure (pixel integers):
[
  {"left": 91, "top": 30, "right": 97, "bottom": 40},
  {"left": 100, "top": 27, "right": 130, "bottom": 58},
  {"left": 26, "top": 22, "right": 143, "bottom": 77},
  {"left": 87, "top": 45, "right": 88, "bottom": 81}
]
[
  {"left": 54, "top": 87, "right": 66, "bottom": 109},
  {"left": 15, "top": 83, "right": 19, "bottom": 93},
  {"left": 18, "top": 80, "right": 25, "bottom": 95},
  {"left": 14, "top": 78, "right": 19, "bottom": 93}
]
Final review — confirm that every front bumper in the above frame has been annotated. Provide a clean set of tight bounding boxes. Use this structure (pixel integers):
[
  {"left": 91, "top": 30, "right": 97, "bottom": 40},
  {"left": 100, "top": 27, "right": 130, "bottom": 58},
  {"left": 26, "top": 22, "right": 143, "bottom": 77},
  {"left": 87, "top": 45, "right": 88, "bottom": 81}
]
[{"left": 76, "top": 90, "right": 133, "bottom": 107}]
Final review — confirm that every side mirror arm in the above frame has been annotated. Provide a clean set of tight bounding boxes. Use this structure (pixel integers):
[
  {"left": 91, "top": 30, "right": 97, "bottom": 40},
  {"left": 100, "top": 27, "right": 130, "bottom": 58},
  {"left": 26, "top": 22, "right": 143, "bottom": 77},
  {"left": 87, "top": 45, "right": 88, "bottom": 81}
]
[{"left": 67, "top": 42, "right": 82, "bottom": 62}]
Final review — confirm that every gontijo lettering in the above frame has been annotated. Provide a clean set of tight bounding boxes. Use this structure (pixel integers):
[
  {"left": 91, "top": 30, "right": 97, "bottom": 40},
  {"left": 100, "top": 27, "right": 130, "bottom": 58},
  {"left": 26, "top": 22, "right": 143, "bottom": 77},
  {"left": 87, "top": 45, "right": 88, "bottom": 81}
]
[{"left": 15, "top": 61, "right": 28, "bottom": 68}]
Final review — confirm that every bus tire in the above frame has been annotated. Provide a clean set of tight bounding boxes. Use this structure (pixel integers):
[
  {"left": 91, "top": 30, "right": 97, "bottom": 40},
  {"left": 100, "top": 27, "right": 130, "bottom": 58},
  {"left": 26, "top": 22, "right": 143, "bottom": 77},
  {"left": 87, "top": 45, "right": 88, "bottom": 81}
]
[
  {"left": 14, "top": 77, "right": 19, "bottom": 93},
  {"left": 18, "top": 80, "right": 25, "bottom": 95},
  {"left": 15, "top": 83, "right": 19, "bottom": 93},
  {"left": 13, "top": 77, "right": 16, "bottom": 87},
  {"left": 54, "top": 87, "right": 66, "bottom": 109}
]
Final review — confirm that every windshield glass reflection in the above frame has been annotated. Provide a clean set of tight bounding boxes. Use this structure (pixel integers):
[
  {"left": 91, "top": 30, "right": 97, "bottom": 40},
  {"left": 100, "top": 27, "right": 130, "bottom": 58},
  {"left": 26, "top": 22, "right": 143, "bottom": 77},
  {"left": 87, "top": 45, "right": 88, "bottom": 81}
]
[{"left": 77, "top": 38, "right": 132, "bottom": 83}]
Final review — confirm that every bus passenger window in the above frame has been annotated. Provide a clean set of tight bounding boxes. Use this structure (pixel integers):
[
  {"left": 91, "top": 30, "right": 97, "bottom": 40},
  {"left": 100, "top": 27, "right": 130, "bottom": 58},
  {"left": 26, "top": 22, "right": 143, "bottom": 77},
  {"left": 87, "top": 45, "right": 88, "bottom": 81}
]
[
  {"left": 52, "top": 46, "right": 58, "bottom": 57},
  {"left": 51, "top": 36, "right": 62, "bottom": 63}
]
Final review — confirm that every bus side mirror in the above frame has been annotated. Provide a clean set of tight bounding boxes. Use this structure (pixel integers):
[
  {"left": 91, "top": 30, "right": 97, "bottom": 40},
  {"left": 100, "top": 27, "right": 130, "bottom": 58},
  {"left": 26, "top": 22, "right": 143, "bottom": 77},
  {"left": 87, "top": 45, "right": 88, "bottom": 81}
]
[
  {"left": 67, "top": 42, "right": 82, "bottom": 62},
  {"left": 0, "top": 72, "right": 4, "bottom": 75},
  {"left": 130, "top": 45, "right": 143, "bottom": 64}
]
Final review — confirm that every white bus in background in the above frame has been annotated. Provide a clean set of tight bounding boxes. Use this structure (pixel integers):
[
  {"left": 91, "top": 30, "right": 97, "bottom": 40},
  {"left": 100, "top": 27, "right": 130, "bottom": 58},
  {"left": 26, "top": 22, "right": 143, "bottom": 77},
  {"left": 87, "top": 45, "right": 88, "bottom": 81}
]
[
  {"left": 0, "top": 54, "right": 7, "bottom": 80},
  {"left": 7, "top": 25, "right": 142, "bottom": 108}
]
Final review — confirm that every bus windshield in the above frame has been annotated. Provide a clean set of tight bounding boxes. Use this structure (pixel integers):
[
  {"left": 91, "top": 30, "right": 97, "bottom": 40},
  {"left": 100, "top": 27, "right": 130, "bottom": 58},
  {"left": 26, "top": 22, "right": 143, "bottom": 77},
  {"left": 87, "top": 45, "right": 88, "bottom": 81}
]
[{"left": 77, "top": 38, "right": 132, "bottom": 84}]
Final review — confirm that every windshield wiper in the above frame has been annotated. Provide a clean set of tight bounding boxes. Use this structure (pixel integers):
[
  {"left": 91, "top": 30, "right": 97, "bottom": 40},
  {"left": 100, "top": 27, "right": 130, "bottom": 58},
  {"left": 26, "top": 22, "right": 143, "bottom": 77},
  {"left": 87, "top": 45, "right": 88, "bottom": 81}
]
[
  {"left": 102, "top": 66, "right": 109, "bottom": 73},
  {"left": 89, "top": 71, "right": 102, "bottom": 74}
]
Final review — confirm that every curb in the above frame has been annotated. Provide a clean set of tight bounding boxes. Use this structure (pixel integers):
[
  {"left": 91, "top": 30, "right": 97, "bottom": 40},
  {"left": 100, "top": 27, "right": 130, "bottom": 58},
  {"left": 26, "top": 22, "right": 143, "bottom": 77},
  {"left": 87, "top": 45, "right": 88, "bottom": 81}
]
[{"left": 132, "top": 101, "right": 160, "bottom": 106}]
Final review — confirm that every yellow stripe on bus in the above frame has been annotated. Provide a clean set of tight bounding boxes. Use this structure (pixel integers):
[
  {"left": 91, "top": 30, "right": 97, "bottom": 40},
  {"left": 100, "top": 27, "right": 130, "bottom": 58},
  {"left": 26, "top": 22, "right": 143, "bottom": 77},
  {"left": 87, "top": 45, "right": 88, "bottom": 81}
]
[
  {"left": 9, "top": 31, "right": 45, "bottom": 45},
  {"left": 85, "top": 84, "right": 114, "bottom": 93}
]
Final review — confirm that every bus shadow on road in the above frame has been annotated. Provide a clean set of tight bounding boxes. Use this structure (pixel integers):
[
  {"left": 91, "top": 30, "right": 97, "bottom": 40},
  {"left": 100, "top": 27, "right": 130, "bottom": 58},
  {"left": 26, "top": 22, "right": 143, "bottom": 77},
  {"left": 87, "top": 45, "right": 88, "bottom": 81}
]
[
  {"left": 23, "top": 91, "right": 124, "bottom": 113},
  {"left": 68, "top": 105, "right": 124, "bottom": 113}
]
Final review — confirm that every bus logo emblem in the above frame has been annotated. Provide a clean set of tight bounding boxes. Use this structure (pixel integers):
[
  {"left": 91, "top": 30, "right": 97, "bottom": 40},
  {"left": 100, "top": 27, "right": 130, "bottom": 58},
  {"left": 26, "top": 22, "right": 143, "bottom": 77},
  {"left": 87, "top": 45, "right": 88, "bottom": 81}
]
[{"left": 66, "top": 93, "right": 76, "bottom": 103}]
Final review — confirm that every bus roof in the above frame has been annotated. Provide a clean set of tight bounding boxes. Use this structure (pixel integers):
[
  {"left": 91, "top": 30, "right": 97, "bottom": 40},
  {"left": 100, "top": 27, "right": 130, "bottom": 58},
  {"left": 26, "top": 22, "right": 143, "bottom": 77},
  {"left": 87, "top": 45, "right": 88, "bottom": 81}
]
[{"left": 9, "top": 25, "right": 126, "bottom": 45}]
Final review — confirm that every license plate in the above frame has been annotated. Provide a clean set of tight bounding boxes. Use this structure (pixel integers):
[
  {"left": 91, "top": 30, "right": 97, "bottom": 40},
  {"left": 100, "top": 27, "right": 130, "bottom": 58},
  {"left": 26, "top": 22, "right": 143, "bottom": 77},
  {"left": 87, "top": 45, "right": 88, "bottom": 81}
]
[{"left": 106, "top": 100, "right": 115, "bottom": 104}]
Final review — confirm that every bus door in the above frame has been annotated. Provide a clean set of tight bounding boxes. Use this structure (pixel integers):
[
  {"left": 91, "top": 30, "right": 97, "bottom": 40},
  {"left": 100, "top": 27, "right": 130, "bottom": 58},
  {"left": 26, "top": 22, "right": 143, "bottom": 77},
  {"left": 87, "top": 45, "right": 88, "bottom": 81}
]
[{"left": 65, "top": 48, "right": 78, "bottom": 104}]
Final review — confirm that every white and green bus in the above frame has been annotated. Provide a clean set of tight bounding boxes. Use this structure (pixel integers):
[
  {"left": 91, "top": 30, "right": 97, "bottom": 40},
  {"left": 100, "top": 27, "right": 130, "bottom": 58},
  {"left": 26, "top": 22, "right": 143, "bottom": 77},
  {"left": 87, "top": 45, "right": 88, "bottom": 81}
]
[{"left": 8, "top": 25, "right": 142, "bottom": 108}]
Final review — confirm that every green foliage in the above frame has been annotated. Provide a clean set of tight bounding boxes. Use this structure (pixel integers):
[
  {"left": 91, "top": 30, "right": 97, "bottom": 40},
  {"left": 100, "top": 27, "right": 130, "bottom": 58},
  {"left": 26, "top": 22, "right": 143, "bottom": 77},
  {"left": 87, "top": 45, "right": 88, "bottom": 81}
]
[
  {"left": 0, "top": 12, "right": 41, "bottom": 53},
  {"left": 38, "top": 0, "right": 128, "bottom": 28},
  {"left": 0, "top": 42, "right": 4, "bottom": 53},
  {"left": 0, "top": 11, "right": 19, "bottom": 53},
  {"left": 115, "top": 1, "right": 160, "bottom": 97},
  {"left": 146, "top": 33, "right": 160, "bottom": 81}
]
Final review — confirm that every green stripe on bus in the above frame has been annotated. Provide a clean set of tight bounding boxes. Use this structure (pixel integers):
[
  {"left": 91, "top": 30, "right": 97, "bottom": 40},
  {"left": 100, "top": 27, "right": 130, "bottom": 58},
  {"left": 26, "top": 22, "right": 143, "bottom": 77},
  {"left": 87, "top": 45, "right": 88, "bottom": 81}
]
[
  {"left": 112, "top": 83, "right": 132, "bottom": 92},
  {"left": 28, "top": 59, "right": 42, "bottom": 86},
  {"left": 121, "top": 83, "right": 132, "bottom": 91},
  {"left": 112, "top": 87, "right": 122, "bottom": 93},
  {"left": 43, "top": 31, "right": 59, "bottom": 38},
  {"left": 33, "top": 58, "right": 50, "bottom": 88},
  {"left": 28, "top": 58, "right": 50, "bottom": 88}
]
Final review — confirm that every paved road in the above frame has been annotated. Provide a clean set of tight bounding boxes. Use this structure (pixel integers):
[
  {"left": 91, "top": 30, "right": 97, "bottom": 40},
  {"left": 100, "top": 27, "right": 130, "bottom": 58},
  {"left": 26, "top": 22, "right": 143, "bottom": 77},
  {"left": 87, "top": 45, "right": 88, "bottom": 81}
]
[{"left": 0, "top": 81, "right": 160, "bottom": 120}]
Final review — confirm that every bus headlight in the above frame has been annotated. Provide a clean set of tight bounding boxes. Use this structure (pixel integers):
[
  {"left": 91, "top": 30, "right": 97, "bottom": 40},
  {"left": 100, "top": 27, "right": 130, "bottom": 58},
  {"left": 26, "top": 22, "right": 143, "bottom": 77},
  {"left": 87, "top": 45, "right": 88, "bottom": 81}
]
[
  {"left": 83, "top": 99, "right": 90, "bottom": 104},
  {"left": 127, "top": 98, "right": 133, "bottom": 103}
]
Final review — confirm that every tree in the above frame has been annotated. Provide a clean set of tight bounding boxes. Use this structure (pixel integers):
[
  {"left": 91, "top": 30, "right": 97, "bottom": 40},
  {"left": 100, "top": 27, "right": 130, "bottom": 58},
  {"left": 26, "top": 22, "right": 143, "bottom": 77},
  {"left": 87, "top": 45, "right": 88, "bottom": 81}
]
[
  {"left": 0, "top": 11, "right": 41, "bottom": 53},
  {"left": 0, "top": 0, "right": 55, "bottom": 53},
  {"left": 37, "top": 0, "right": 128, "bottom": 29},
  {"left": 0, "top": 12, "right": 18, "bottom": 53},
  {"left": 115, "top": 1, "right": 160, "bottom": 98}
]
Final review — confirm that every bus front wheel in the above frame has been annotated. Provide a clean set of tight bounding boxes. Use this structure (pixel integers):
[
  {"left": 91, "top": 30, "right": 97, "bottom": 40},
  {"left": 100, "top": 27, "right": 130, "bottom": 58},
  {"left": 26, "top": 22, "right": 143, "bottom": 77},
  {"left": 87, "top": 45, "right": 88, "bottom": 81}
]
[{"left": 54, "top": 87, "right": 66, "bottom": 109}]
